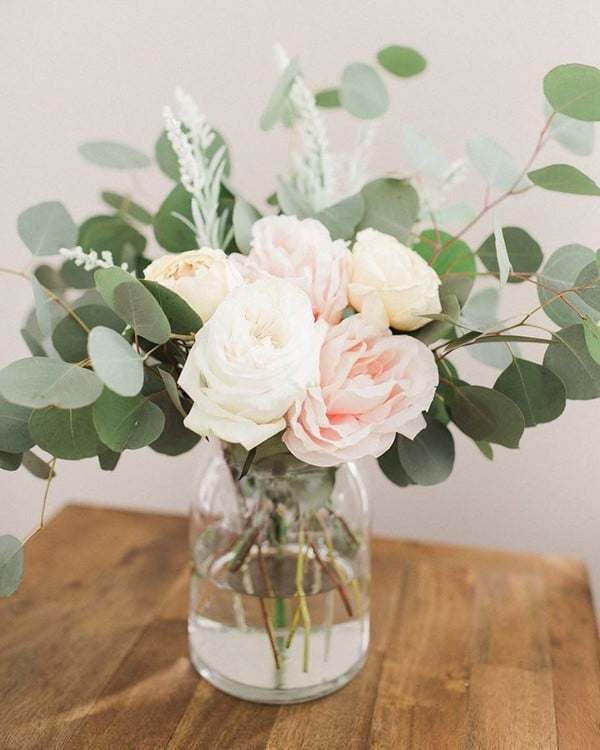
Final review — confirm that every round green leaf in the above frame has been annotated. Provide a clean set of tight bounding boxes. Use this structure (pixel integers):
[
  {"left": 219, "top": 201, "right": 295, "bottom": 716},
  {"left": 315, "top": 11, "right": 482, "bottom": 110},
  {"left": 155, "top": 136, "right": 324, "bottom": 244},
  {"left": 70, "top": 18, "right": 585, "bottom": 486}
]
[
  {"left": 34, "top": 264, "right": 66, "bottom": 294},
  {"left": 29, "top": 405, "right": 102, "bottom": 459},
  {"left": 17, "top": 201, "right": 78, "bottom": 256},
  {"left": 0, "top": 358, "right": 103, "bottom": 409},
  {"left": 141, "top": 280, "right": 202, "bottom": 334},
  {"left": 340, "top": 63, "right": 389, "bottom": 120},
  {"left": 22, "top": 450, "right": 55, "bottom": 479},
  {"left": 78, "top": 215, "right": 146, "bottom": 265},
  {"left": 583, "top": 318, "right": 600, "bottom": 365},
  {"left": 466, "top": 135, "right": 530, "bottom": 192},
  {"left": 99, "top": 450, "right": 121, "bottom": 471},
  {"left": 149, "top": 393, "right": 199, "bottom": 456},
  {"left": 494, "top": 358, "right": 566, "bottom": 427},
  {"left": 276, "top": 177, "right": 311, "bottom": 218},
  {"left": 233, "top": 198, "right": 262, "bottom": 254},
  {"left": 450, "top": 385, "right": 525, "bottom": 448},
  {"left": 260, "top": 57, "right": 301, "bottom": 131},
  {"left": 397, "top": 416, "right": 455, "bottom": 485},
  {"left": 538, "top": 244, "right": 600, "bottom": 327},
  {"left": 0, "top": 536, "right": 24, "bottom": 597},
  {"left": 544, "top": 64, "right": 600, "bottom": 122},
  {"left": 414, "top": 230, "right": 475, "bottom": 305},
  {"left": 153, "top": 184, "right": 197, "bottom": 253},
  {"left": 545, "top": 100, "right": 595, "bottom": 156},
  {"left": 377, "top": 437, "right": 415, "bottom": 487},
  {"left": 31, "top": 276, "right": 64, "bottom": 337},
  {"left": 315, "top": 193, "right": 365, "bottom": 241},
  {"left": 575, "top": 262, "right": 600, "bottom": 310},
  {"left": 78, "top": 141, "right": 151, "bottom": 169},
  {"left": 0, "top": 452, "right": 23, "bottom": 471},
  {"left": 93, "top": 389, "right": 166, "bottom": 451},
  {"left": 88, "top": 326, "right": 144, "bottom": 397},
  {"left": 543, "top": 324, "right": 600, "bottom": 399},
  {"left": 527, "top": 164, "right": 600, "bottom": 195},
  {"left": 402, "top": 123, "right": 448, "bottom": 181},
  {"left": 101, "top": 192, "right": 153, "bottom": 225},
  {"left": 357, "top": 178, "right": 419, "bottom": 244},
  {"left": 478, "top": 227, "right": 543, "bottom": 282},
  {"left": 315, "top": 88, "right": 341, "bottom": 108},
  {"left": 377, "top": 46, "right": 426, "bottom": 78},
  {"left": 52, "top": 305, "right": 125, "bottom": 363},
  {"left": 415, "top": 294, "right": 461, "bottom": 345},
  {"left": 0, "top": 397, "right": 33, "bottom": 453}
]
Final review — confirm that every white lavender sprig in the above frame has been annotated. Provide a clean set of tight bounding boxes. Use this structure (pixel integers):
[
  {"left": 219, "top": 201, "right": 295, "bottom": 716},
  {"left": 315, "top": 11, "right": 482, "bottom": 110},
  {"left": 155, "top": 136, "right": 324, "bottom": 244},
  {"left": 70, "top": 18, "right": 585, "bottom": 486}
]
[{"left": 59, "top": 246, "right": 129, "bottom": 272}]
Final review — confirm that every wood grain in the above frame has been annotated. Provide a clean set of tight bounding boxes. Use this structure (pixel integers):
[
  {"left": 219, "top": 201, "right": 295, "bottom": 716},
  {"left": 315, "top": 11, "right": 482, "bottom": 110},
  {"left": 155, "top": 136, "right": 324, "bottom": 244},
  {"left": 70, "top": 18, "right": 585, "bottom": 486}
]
[{"left": 1, "top": 505, "right": 599, "bottom": 749}]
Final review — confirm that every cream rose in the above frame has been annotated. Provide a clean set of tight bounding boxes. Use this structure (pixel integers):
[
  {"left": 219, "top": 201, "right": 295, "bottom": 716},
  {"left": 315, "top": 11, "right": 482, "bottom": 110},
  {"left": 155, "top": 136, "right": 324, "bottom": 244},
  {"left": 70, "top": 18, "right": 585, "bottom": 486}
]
[
  {"left": 283, "top": 315, "right": 439, "bottom": 467},
  {"left": 144, "top": 248, "right": 243, "bottom": 323},
  {"left": 348, "top": 229, "right": 442, "bottom": 331},
  {"left": 179, "top": 279, "right": 326, "bottom": 450},
  {"left": 236, "top": 215, "right": 352, "bottom": 325}
]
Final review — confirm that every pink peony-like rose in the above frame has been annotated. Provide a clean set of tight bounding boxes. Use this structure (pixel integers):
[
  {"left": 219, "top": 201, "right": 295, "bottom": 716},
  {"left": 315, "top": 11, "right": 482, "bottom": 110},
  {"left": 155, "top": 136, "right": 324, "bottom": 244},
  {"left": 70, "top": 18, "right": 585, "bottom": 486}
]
[
  {"left": 237, "top": 215, "right": 352, "bottom": 325},
  {"left": 283, "top": 315, "right": 439, "bottom": 466}
]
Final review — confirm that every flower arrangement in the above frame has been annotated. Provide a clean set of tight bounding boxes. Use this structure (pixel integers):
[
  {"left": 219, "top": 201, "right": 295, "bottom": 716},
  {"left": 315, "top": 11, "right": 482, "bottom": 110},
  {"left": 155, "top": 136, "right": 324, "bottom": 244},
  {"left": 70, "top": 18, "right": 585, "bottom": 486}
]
[{"left": 2, "top": 45, "right": 600, "bottom": 603}]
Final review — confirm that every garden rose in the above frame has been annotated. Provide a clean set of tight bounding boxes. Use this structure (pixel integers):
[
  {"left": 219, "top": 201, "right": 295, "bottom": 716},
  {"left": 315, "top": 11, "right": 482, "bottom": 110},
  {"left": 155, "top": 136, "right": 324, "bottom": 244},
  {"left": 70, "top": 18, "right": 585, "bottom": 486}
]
[
  {"left": 179, "top": 278, "right": 326, "bottom": 450},
  {"left": 238, "top": 215, "right": 351, "bottom": 324},
  {"left": 144, "top": 248, "right": 243, "bottom": 323},
  {"left": 348, "top": 228, "right": 442, "bottom": 331},
  {"left": 283, "top": 315, "right": 438, "bottom": 466}
]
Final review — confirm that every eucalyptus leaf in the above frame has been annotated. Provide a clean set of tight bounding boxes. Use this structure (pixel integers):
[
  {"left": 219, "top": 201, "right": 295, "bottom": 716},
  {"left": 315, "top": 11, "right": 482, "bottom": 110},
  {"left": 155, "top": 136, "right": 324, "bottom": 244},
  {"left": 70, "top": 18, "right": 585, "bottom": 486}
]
[
  {"left": 574, "top": 262, "right": 600, "bottom": 310},
  {"left": 494, "top": 358, "right": 566, "bottom": 427},
  {"left": 415, "top": 294, "right": 460, "bottom": 345},
  {"left": 155, "top": 129, "right": 231, "bottom": 181},
  {"left": 340, "top": 63, "right": 389, "bottom": 120},
  {"left": 450, "top": 384, "right": 525, "bottom": 448},
  {"left": 52, "top": 304, "right": 125, "bottom": 363},
  {"left": 20, "top": 328, "right": 46, "bottom": 358},
  {"left": 29, "top": 405, "right": 102, "bottom": 459},
  {"left": 0, "top": 452, "right": 22, "bottom": 471},
  {"left": 545, "top": 100, "right": 595, "bottom": 156},
  {"left": 78, "top": 141, "right": 151, "bottom": 169},
  {"left": 153, "top": 183, "right": 197, "bottom": 253},
  {"left": 466, "top": 134, "right": 530, "bottom": 192},
  {"left": 0, "top": 397, "right": 33, "bottom": 453},
  {"left": 315, "top": 193, "right": 365, "bottom": 240},
  {"left": 357, "top": 178, "right": 419, "bottom": 243},
  {"left": 478, "top": 226, "right": 542, "bottom": 282},
  {"left": 98, "top": 450, "right": 121, "bottom": 471},
  {"left": 78, "top": 215, "right": 146, "bottom": 266},
  {"left": 101, "top": 192, "right": 153, "bottom": 224},
  {"left": 315, "top": 89, "right": 341, "bottom": 108},
  {"left": 543, "top": 324, "right": 600, "bottom": 399},
  {"left": 34, "top": 265, "right": 66, "bottom": 294},
  {"left": 141, "top": 280, "right": 202, "bottom": 333},
  {"left": 158, "top": 369, "right": 187, "bottom": 417},
  {"left": 88, "top": 326, "right": 144, "bottom": 397},
  {"left": 544, "top": 63, "right": 600, "bottom": 122},
  {"left": 397, "top": 416, "right": 455, "bottom": 485},
  {"left": 0, "top": 358, "right": 103, "bottom": 409},
  {"left": 413, "top": 230, "right": 476, "bottom": 305},
  {"left": 528, "top": 164, "right": 600, "bottom": 195},
  {"left": 583, "top": 318, "right": 600, "bottom": 365},
  {"left": 402, "top": 123, "right": 448, "bottom": 180},
  {"left": 92, "top": 389, "right": 166, "bottom": 452},
  {"left": 22, "top": 450, "right": 55, "bottom": 479},
  {"left": 493, "top": 213, "right": 511, "bottom": 286},
  {"left": 17, "top": 201, "right": 78, "bottom": 256},
  {"left": 475, "top": 441, "right": 494, "bottom": 460},
  {"left": 31, "top": 276, "right": 64, "bottom": 337},
  {"left": 377, "top": 45, "right": 426, "bottom": 78},
  {"left": 260, "top": 57, "right": 301, "bottom": 131},
  {"left": 377, "top": 437, "right": 415, "bottom": 487},
  {"left": 429, "top": 203, "right": 477, "bottom": 227},
  {"left": 0, "top": 536, "right": 24, "bottom": 597},
  {"left": 233, "top": 198, "right": 261, "bottom": 254},
  {"left": 149, "top": 393, "right": 199, "bottom": 456}
]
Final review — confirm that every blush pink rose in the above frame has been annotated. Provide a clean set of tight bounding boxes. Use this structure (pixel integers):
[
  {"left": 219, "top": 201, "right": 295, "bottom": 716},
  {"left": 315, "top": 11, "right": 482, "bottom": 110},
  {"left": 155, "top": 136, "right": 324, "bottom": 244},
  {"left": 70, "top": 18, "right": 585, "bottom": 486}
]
[
  {"left": 237, "top": 215, "right": 352, "bottom": 325},
  {"left": 283, "top": 315, "right": 439, "bottom": 466}
]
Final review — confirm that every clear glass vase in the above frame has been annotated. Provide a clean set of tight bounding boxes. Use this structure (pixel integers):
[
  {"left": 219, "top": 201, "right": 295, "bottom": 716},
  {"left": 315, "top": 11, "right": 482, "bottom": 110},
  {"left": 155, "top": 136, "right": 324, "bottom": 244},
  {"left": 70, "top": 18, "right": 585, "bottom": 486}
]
[{"left": 188, "top": 439, "right": 371, "bottom": 704}]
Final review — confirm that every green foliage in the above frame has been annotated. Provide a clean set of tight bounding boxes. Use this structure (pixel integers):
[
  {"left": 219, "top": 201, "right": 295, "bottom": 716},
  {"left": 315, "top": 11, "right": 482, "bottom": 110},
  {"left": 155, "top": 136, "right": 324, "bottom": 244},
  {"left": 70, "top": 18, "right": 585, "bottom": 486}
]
[
  {"left": 377, "top": 437, "right": 414, "bottom": 487},
  {"left": 233, "top": 198, "right": 262, "bottom": 253},
  {"left": 449, "top": 384, "right": 525, "bottom": 448},
  {"left": 78, "top": 141, "right": 151, "bottom": 169},
  {"left": 377, "top": 45, "right": 426, "bottom": 78},
  {"left": 315, "top": 193, "right": 365, "bottom": 241},
  {"left": 157, "top": 368, "right": 187, "bottom": 417},
  {"left": 544, "top": 64, "right": 600, "bottom": 121},
  {"left": 478, "top": 227, "right": 543, "bottom": 282},
  {"left": 494, "top": 358, "right": 566, "bottom": 427},
  {"left": 493, "top": 215, "right": 510, "bottom": 286},
  {"left": 0, "top": 452, "right": 22, "bottom": 471},
  {"left": 545, "top": 101, "right": 595, "bottom": 156},
  {"left": 149, "top": 393, "right": 199, "bottom": 455},
  {"left": 88, "top": 326, "right": 144, "bottom": 397},
  {"left": 141, "top": 280, "right": 202, "bottom": 333},
  {"left": 415, "top": 294, "right": 461, "bottom": 345},
  {"left": 0, "top": 397, "right": 33, "bottom": 453},
  {"left": 396, "top": 416, "right": 455, "bottom": 485},
  {"left": 575, "top": 262, "right": 600, "bottom": 310},
  {"left": 340, "top": 63, "right": 389, "bottom": 119},
  {"left": 413, "top": 230, "right": 476, "bottom": 305},
  {"left": 466, "top": 135, "right": 529, "bottom": 192},
  {"left": 276, "top": 178, "right": 311, "bottom": 218},
  {"left": 52, "top": 305, "right": 124, "bottom": 363},
  {"left": 78, "top": 215, "right": 147, "bottom": 267},
  {"left": 153, "top": 184, "right": 197, "bottom": 253},
  {"left": 0, "top": 358, "right": 103, "bottom": 409},
  {"left": 155, "top": 129, "right": 231, "bottom": 181},
  {"left": 92, "top": 389, "right": 165, "bottom": 451},
  {"left": 34, "top": 265, "right": 65, "bottom": 294},
  {"left": 543, "top": 325, "right": 600, "bottom": 399},
  {"left": 315, "top": 89, "right": 341, "bottom": 108},
  {"left": 98, "top": 450, "right": 121, "bottom": 471},
  {"left": 0, "top": 536, "right": 24, "bottom": 597},
  {"left": 17, "top": 201, "right": 78, "bottom": 256},
  {"left": 357, "top": 178, "right": 419, "bottom": 244},
  {"left": 402, "top": 123, "right": 448, "bottom": 180},
  {"left": 537, "top": 245, "right": 600, "bottom": 327},
  {"left": 31, "top": 276, "right": 64, "bottom": 337},
  {"left": 260, "top": 57, "right": 301, "bottom": 130},
  {"left": 527, "top": 164, "right": 600, "bottom": 195},
  {"left": 29, "top": 405, "right": 102, "bottom": 459},
  {"left": 22, "top": 451, "right": 55, "bottom": 479},
  {"left": 101, "top": 192, "right": 153, "bottom": 224},
  {"left": 583, "top": 319, "right": 600, "bottom": 365}
]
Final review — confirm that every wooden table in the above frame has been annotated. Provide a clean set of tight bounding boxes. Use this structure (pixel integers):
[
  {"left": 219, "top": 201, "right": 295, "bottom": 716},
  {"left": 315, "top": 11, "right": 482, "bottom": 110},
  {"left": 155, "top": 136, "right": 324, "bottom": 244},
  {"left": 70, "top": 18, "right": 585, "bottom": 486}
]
[{"left": 1, "top": 505, "right": 599, "bottom": 749}]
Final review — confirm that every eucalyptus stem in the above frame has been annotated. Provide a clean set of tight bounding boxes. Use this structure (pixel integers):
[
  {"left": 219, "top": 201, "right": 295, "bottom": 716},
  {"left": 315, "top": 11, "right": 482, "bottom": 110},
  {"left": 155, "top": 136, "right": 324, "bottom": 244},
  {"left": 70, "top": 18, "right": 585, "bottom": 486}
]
[{"left": 296, "top": 518, "right": 311, "bottom": 672}]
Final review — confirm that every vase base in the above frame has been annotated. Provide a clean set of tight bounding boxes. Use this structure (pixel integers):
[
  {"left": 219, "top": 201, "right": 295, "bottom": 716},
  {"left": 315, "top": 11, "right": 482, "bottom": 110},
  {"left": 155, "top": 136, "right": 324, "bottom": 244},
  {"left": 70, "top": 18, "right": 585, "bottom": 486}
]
[{"left": 189, "top": 648, "right": 368, "bottom": 704}]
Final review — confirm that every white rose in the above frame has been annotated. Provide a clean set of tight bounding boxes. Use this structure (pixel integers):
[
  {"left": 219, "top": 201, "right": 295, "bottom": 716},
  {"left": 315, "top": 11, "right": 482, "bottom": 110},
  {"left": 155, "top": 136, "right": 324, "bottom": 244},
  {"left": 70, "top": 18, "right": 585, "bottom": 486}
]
[
  {"left": 348, "top": 229, "right": 442, "bottom": 331},
  {"left": 179, "top": 279, "right": 326, "bottom": 450},
  {"left": 144, "top": 248, "right": 243, "bottom": 323}
]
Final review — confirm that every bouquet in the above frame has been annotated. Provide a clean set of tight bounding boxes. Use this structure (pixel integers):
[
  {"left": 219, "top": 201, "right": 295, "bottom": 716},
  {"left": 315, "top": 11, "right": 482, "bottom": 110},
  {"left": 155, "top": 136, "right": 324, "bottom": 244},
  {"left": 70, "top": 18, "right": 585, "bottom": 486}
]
[{"left": 2, "top": 44, "right": 600, "bottom": 605}]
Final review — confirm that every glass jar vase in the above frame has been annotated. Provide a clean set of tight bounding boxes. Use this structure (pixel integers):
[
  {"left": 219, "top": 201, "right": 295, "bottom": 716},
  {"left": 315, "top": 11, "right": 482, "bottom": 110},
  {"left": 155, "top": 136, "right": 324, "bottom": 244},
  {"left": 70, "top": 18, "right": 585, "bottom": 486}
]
[{"left": 188, "top": 439, "right": 371, "bottom": 704}]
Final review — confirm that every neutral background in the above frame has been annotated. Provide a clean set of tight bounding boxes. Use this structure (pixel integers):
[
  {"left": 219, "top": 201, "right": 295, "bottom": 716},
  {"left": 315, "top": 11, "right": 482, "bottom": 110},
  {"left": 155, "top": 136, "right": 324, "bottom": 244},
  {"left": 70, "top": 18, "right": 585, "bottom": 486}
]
[{"left": 1, "top": 1, "right": 599, "bottom": 604}]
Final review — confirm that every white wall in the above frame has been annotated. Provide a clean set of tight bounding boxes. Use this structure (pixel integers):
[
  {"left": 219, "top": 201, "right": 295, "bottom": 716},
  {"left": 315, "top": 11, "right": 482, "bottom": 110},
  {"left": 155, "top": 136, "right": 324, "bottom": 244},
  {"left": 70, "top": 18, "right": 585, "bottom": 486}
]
[{"left": 1, "top": 0, "right": 599, "bottom": 604}]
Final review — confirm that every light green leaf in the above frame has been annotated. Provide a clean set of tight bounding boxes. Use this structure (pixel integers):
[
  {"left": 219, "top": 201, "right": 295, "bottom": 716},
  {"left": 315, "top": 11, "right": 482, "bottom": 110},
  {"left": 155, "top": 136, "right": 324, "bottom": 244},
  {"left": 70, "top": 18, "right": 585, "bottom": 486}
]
[
  {"left": 0, "top": 358, "right": 103, "bottom": 409},
  {"left": 357, "top": 178, "right": 419, "bottom": 244},
  {"left": 233, "top": 198, "right": 261, "bottom": 254},
  {"left": 450, "top": 384, "right": 525, "bottom": 448},
  {"left": 52, "top": 304, "right": 125, "bottom": 363},
  {"left": 141, "top": 280, "right": 202, "bottom": 333},
  {"left": 475, "top": 441, "right": 494, "bottom": 460},
  {"left": 31, "top": 276, "right": 64, "bottom": 337},
  {"left": 158, "top": 369, "right": 187, "bottom": 417},
  {"left": 340, "top": 63, "right": 389, "bottom": 120},
  {"left": 155, "top": 129, "right": 231, "bottom": 181},
  {"left": 78, "top": 141, "right": 151, "bottom": 169},
  {"left": 543, "top": 324, "right": 600, "bottom": 399},
  {"left": 413, "top": 230, "right": 476, "bottom": 305},
  {"left": 538, "top": 244, "right": 600, "bottom": 327},
  {"left": 415, "top": 294, "right": 460, "bottom": 345},
  {"left": 397, "top": 416, "right": 455, "bottom": 485},
  {"left": 260, "top": 57, "right": 301, "bottom": 131},
  {"left": 402, "top": 123, "right": 448, "bottom": 180},
  {"left": 276, "top": 177, "right": 311, "bottom": 218},
  {"left": 493, "top": 213, "right": 511, "bottom": 286},
  {"left": 478, "top": 226, "right": 543, "bottom": 283},
  {"left": 17, "top": 201, "right": 78, "bottom": 256},
  {"left": 93, "top": 389, "right": 165, "bottom": 451},
  {"left": 583, "top": 318, "right": 600, "bottom": 365},
  {"left": 466, "top": 134, "right": 530, "bottom": 192},
  {"left": 0, "top": 536, "right": 24, "bottom": 597},
  {"left": 101, "top": 192, "right": 153, "bottom": 224},
  {"left": 0, "top": 397, "right": 33, "bottom": 453},
  {"left": 429, "top": 203, "right": 477, "bottom": 228},
  {"left": 20, "top": 328, "right": 46, "bottom": 358},
  {"left": 494, "top": 358, "right": 566, "bottom": 427},
  {"left": 315, "top": 89, "right": 341, "bottom": 108},
  {"left": 88, "top": 326, "right": 144, "bottom": 397},
  {"left": 528, "top": 164, "right": 600, "bottom": 195},
  {"left": 153, "top": 183, "right": 197, "bottom": 253},
  {"left": 544, "top": 64, "right": 600, "bottom": 122},
  {"left": 545, "top": 100, "right": 594, "bottom": 156},
  {"left": 29, "top": 405, "right": 102, "bottom": 459},
  {"left": 575, "top": 261, "right": 600, "bottom": 310},
  {"left": 315, "top": 193, "right": 365, "bottom": 240},
  {"left": 377, "top": 46, "right": 426, "bottom": 78}
]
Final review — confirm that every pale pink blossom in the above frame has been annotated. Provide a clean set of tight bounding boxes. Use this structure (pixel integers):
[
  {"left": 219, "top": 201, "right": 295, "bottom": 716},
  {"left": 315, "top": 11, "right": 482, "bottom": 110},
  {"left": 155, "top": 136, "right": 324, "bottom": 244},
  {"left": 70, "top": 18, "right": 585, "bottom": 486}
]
[
  {"left": 238, "top": 215, "right": 352, "bottom": 325},
  {"left": 283, "top": 315, "right": 438, "bottom": 466}
]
